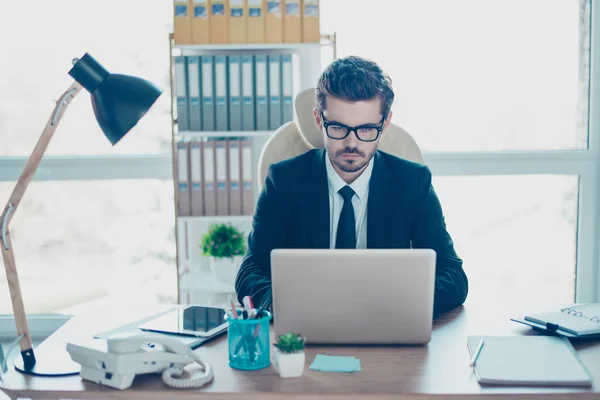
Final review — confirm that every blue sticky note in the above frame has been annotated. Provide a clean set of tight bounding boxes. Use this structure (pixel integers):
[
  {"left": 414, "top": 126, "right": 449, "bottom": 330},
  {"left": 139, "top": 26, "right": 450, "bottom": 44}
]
[{"left": 309, "top": 354, "right": 361, "bottom": 373}]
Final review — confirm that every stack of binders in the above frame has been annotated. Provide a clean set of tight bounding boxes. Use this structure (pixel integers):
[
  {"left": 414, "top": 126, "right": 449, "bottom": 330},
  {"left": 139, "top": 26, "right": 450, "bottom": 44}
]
[
  {"left": 176, "top": 138, "right": 255, "bottom": 217},
  {"left": 174, "top": 53, "right": 294, "bottom": 132},
  {"left": 173, "top": 0, "right": 320, "bottom": 45}
]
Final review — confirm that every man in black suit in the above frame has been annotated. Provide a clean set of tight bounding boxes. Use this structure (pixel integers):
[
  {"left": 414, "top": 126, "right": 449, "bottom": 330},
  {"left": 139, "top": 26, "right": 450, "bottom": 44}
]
[{"left": 235, "top": 56, "right": 468, "bottom": 319}]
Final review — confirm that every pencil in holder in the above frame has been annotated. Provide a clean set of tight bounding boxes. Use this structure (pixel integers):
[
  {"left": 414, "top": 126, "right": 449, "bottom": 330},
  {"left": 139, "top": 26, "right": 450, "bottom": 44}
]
[{"left": 225, "top": 309, "right": 272, "bottom": 370}]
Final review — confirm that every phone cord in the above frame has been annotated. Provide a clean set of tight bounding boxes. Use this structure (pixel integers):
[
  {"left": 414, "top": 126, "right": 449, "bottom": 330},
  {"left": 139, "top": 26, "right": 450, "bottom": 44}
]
[{"left": 161, "top": 351, "right": 214, "bottom": 389}]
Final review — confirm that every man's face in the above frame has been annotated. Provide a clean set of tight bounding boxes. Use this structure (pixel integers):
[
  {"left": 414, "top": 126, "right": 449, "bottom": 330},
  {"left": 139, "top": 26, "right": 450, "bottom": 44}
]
[{"left": 314, "top": 95, "right": 392, "bottom": 175}]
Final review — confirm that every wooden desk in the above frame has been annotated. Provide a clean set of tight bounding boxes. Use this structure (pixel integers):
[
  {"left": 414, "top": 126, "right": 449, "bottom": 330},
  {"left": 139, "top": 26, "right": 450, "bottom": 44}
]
[{"left": 1, "top": 301, "right": 599, "bottom": 399}]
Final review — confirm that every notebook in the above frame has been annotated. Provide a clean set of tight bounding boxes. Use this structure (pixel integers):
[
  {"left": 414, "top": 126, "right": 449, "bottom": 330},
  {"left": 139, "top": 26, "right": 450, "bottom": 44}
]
[
  {"left": 512, "top": 303, "right": 600, "bottom": 338},
  {"left": 467, "top": 336, "right": 593, "bottom": 387}
]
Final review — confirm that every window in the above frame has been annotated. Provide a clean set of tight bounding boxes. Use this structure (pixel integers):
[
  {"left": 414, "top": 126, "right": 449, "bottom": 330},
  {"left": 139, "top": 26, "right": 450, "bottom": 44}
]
[
  {"left": 434, "top": 175, "right": 578, "bottom": 307},
  {"left": 0, "top": 0, "right": 173, "bottom": 156},
  {"left": 0, "top": 180, "right": 177, "bottom": 315},
  {"left": 321, "top": 0, "right": 591, "bottom": 152}
]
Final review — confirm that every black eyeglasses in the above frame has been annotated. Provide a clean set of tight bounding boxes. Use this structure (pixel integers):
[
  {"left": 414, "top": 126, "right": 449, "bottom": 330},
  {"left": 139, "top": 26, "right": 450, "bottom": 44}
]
[{"left": 320, "top": 112, "right": 385, "bottom": 142}]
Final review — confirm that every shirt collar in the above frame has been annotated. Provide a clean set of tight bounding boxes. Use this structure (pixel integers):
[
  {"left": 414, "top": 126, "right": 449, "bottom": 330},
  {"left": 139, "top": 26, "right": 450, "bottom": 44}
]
[{"left": 325, "top": 151, "right": 374, "bottom": 200}]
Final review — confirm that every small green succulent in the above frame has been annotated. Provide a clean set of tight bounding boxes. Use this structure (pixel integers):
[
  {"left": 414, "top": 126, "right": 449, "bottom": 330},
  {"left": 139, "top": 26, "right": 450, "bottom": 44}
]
[{"left": 274, "top": 332, "right": 306, "bottom": 353}]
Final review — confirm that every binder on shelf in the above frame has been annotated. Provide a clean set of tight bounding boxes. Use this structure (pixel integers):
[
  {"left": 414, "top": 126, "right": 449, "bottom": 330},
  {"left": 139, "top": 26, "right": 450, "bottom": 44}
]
[
  {"left": 209, "top": 0, "right": 229, "bottom": 44},
  {"left": 265, "top": 0, "right": 283, "bottom": 43},
  {"left": 201, "top": 56, "right": 216, "bottom": 131},
  {"left": 215, "top": 139, "right": 230, "bottom": 215},
  {"left": 247, "top": 0, "right": 266, "bottom": 43},
  {"left": 177, "top": 139, "right": 192, "bottom": 216},
  {"left": 214, "top": 55, "right": 229, "bottom": 131},
  {"left": 190, "top": 0, "right": 210, "bottom": 44},
  {"left": 203, "top": 139, "right": 217, "bottom": 216},
  {"left": 302, "top": 0, "right": 320, "bottom": 43},
  {"left": 174, "top": 0, "right": 192, "bottom": 44},
  {"left": 268, "top": 54, "right": 282, "bottom": 129},
  {"left": 283, "top": 0, "right": 301, "bottom": 43},
  {"left": 187, "top": 56, "right": 202, "bottom": 131},
  {"left": 190, "top": 139, "right": 204, "bottom": 216},
  {"left": 175, "top": 56, "right": 190, "bottom": 131},
  {"left": 228, "top": 140, "right": 243, "bottom": 215},
  {"left": 255, "top": 54, "right": 269, "bottom": 131},
  {"left": 229, "top": 0, "right": 247, "bottom": 43},
  {"left": 281, "top": 53, "right": 293, "bottom": 124},
  {"left": 228, "top": 55, "right": 243, "bottom": 131},
  {"left": 241, "top": 54, "right": 256, "bottom": 131},
  {"left": 241, "top": 138, "right": 254, "bottom": 215}
]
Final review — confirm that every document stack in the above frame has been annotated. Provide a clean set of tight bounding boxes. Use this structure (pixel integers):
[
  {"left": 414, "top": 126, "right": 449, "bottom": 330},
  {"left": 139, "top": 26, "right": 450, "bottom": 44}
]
[{"left": 173, "top": 0, "right": 321, "bottom": 45}]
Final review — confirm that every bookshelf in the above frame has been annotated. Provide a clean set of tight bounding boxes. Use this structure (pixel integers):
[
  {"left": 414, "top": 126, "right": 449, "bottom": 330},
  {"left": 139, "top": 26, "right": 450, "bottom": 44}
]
[{"left": 168, "top": 32, "right": 336, "bottom": 305}]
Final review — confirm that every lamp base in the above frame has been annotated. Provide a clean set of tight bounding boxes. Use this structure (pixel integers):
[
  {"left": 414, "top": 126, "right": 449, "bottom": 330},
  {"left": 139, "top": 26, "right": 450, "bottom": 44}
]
[{"left": 14, "top": 345, "right": 80, "bottom": 377}]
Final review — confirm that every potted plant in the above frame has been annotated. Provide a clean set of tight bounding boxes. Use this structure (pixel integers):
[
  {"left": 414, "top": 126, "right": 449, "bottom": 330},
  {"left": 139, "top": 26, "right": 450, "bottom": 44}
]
[
  {"left": 201, "top": 223, "right": 246, "bottom": 284},
  {"left": 274, "top": 332, "right": 306, "bottom": 378}
]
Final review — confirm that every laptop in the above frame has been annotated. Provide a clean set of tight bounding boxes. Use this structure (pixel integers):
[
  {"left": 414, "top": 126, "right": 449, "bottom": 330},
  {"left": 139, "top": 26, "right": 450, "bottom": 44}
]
[{"left": 271, "top": 248, "right": 436, "bottom": 345}]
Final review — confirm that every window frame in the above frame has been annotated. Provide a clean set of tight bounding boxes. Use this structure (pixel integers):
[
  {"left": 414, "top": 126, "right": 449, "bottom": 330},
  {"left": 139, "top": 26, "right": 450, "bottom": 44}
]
[{"left": 0, "top": 2, "right": 598, "bottom": 340}]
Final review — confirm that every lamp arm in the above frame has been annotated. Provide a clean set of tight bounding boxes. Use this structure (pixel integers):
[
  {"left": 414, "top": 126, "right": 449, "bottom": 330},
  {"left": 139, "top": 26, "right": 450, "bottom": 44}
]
[{"left": 0, "top": 80, "right": 82, "bottom": 367}]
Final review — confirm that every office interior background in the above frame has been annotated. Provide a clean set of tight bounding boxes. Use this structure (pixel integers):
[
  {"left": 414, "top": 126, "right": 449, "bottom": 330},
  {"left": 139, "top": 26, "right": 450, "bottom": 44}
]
[{"left": 0, "top": 0, "right": 598, "bottom": 340}]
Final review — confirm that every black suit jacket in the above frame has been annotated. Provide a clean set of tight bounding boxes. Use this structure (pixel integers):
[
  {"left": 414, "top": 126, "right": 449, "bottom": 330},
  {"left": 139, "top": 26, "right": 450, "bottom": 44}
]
[{"left": 235, "top": 148, "right": 468, "bottom": 319}]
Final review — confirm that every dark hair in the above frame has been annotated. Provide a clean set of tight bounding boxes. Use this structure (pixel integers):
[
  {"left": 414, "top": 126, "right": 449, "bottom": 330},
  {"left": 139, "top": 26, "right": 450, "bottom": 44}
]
[{"left": 316, "top": 56, "right": 394, "bottom": 119}]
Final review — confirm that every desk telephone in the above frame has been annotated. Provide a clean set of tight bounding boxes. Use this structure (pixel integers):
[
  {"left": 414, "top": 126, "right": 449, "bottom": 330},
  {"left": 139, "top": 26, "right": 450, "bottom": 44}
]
[{"left": 66, "top": 331, "right": 213, "bottom": 390}]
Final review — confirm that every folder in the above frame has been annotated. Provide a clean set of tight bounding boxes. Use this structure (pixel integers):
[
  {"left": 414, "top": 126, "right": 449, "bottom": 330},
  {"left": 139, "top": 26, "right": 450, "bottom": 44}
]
[
  {"left": 265, "top": 0, "right": 283, "bottom": 43},
  {"left": 186, "top": 56, "right": 201, "bottom": 131},
  {"left": 174, "top": 0, "right": 192, "bottom": 44},
  {"left": 241, "top": 54, "right": 256, "bottom": 131},
  {"left": 203, "top": 139, "right": 217, "bottom": 216},
  {"left": 209, "top": 0, "right": 229, "bottom": 44},
  {"left": 281, "top": 53, "right": 293, "bottom": 123},
  {"left": 229, "top": 0, "right": 246, "bottom": 43},
  {"left": 302, "top": 0, "right": 320, "bottom": 43},
  {"left": 283, "top": 0, "right": 301, "bottom": 42},
  {"left": 246, "top": 0, "right": 265, "bottom": 43},
  {"left": 190, "top": 139, "right": 204, "bottom": 215},
  {"left": 177, "top": 139, "right": 191, "bottom": 216},
  {"left": 190, "top": 0, "right": 210, "bottom": 44},
  {"left": 228, "top": 140, "right": 243, "bottom": 215},
  {"left": 214, "top": 55, "right": 229, "bottom": 131},
  {"left": 174, "top": 56, "right": 190, "bottom": 131},
  {"left": 228, "top": 55, "right": 243, "bottom": 131},
  {"left": 201, "top": 56, "right": 215, "bottom": 131},
  {"left": 268, "top": 54, "right": 282, "bottom": 129},
  {"left": 254, "top": 54, "right": 269, "bottom": 131},
  {"left": 215, "top": 139, "right": 230, "bottom": 215},
  {"left": 241, "top": 138, "right": 254, "bottom": 214},
  {"left": 467, "top": 336, "right": 593, "bottom": 387}
]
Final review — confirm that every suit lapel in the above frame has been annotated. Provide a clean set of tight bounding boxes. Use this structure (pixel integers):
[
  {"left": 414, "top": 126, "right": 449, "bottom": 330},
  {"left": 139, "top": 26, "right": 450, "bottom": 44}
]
[
  {"left": 367, "top": 151, "right": 396, "bottom": 248},
  {"left": 301, "top": 148, "right": 330, "bottom": 248}
]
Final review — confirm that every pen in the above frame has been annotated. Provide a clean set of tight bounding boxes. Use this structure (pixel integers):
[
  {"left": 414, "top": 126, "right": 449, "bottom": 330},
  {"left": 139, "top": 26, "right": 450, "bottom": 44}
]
[{"left": 469, "top": 339, "right": 484, "bottom": 367}]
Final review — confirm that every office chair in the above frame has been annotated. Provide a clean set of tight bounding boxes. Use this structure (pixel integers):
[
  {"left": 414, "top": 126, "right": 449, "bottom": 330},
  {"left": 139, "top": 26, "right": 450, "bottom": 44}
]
[{"left": 257, "top": 88, "right": 424, "bottom": 191}]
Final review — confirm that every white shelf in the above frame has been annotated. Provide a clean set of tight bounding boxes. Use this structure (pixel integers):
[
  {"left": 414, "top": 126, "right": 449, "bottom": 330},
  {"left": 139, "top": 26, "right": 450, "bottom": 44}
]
[
  {"left": 172, "top": 42, "right": 327, "bottom": 55},
  {"left": 176, "top": 130, "right": 273, "bottom": 139},
  {"left": 178, "top": 215, "right": 253, "bottom": 222}
]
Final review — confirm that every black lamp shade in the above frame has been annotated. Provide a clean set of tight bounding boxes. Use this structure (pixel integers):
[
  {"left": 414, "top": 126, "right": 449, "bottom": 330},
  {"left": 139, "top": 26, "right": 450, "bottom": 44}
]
[{"left": 68, "top": 53, "right": 162, "bottom": 145}]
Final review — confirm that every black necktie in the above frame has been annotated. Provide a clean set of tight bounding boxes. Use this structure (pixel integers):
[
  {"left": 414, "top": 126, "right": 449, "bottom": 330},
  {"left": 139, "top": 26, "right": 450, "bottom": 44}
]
[{"left": 336, "top": 186, "right": 356, "bottom": 249}]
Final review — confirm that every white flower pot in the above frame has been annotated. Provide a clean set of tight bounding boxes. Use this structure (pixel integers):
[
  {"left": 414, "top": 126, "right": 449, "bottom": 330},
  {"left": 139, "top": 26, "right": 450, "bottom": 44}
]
[
  {"left": 209, "top": 256, "right": 242, "bottom": 285},
  {"left": 275, "top": 349, "right": 305, "bottom": 378}
]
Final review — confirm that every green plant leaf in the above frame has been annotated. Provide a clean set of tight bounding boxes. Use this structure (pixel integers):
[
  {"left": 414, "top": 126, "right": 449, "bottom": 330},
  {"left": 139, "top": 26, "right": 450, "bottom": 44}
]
[{"left": 200, "top": 223, "right": 247, "bottom": 260}]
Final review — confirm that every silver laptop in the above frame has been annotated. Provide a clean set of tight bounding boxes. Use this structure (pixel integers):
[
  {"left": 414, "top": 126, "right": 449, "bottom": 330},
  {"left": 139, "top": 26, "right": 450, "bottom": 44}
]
[{"left": 271, "top": 248, "right": 436, "bottom": 345}]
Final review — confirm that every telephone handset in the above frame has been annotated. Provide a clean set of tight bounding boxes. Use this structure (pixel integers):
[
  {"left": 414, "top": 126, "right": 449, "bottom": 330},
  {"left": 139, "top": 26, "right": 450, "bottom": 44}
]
[{"left": 67, "top": 331, "right": 214, "bottom": 390}]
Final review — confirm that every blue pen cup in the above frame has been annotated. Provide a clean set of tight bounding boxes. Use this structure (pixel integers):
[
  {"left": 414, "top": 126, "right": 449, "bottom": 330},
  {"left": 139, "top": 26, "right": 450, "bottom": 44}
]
[{"left": 226, "top": 310, "right": 272, "bottom": 370}]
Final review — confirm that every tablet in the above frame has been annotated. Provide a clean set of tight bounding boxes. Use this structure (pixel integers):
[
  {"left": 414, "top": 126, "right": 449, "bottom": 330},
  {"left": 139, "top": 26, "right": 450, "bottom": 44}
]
[{"left": 137, "top": 305, "right": 227, "bottom": 338}]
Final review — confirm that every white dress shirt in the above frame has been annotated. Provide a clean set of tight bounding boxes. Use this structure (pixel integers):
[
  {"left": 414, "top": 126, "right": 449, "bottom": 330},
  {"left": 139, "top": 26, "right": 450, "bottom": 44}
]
[{"left": 325, "top": 153, "right": 374, "bottom": 249}]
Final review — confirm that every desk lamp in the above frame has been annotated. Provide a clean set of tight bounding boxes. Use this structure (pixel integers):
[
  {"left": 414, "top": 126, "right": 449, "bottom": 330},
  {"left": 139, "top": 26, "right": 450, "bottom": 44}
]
[{"left": 0, "top": 53, "right": 162, "bottom": 376}]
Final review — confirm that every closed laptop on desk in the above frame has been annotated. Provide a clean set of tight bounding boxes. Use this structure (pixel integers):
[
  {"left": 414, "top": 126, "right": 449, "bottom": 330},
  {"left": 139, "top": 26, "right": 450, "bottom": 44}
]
[{"left": 271, "top": 249, "right": 436, "bottom": 345}]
